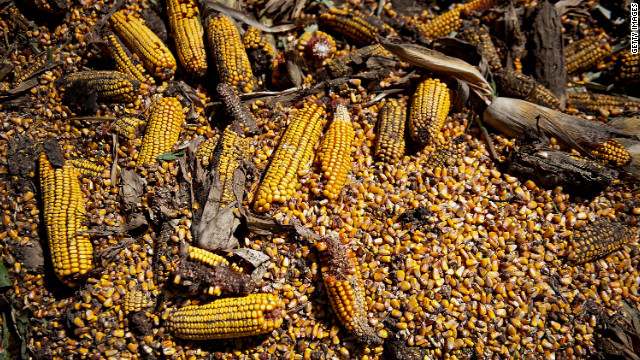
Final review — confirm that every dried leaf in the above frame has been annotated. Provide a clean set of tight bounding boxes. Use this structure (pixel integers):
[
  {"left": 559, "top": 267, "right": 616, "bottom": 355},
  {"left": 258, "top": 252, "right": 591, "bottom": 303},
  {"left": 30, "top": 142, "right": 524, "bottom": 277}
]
[
  {"left": 201, "top": 0, "right": 296, "bottom": 32},
  {"left": 194, "top": 200, "right": 241, "bottom": 251},
  {"left": 119, "top": 170, "right": 146, "bottom": 212},
  {"left": 227, "top": 248, "right": 270, "bottom": 283}
]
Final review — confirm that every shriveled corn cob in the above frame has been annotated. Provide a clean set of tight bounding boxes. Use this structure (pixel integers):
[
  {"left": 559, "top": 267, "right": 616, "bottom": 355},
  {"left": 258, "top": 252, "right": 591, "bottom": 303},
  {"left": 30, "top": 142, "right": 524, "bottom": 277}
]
[
  {"left": 317, "top": 234, "right": 381, "bottom": 345},
  {"left": 137, "top": 97, "right": 185, "bottom": 165},
  {"left": 253, "top": 102, "right": 326, "bottom": 213},
  {"left": 426, "top": 136, "right": 468, "bottom": 168},
  {"left": 110, "top": 117, "right": 146, "bottom": 140},
  {"left": 213, "top": 126, "right": 249, "bottom": 208},
  {"left": 319, "top": 8, "right": 389, "bottom": 46},
  {"left": 243, "top": 26, "right": 275, "bottom": 61},
  {"left": 68, "top": 159, "right": 105, "bottom": 177},
  {"left": 123, "top": 286, "right": 155, "bottom": 314},
  {"left": 375, "top": 99, "right": 406, "bottom": 162},
  {"left": 408, "top": 78, "right": 451, "bottom": 146},
  {"left": 102, "top": 31, "right": 153, "bottom": 84},
  {"left": 12, "top": 53, "right": 46, "bottom": 87},
  {"left": 207, "top": 14, "right": 254, "bottom": 93},
  {"left": 39, "top": 153, "right": 93, "bottom": 286},
  {"left": 110, "top": 10, "right": 177, "bottom": 79},
  {"left": 195, "top": 135, "right": 220, "bottom": 166},
  {"left": 616, "top": 51, "right": 640, "bottom": 85},
  {"left": 167, "top": 293, "right": 286, "bottom": 340},
  {"left": 565, "top": 36, "right": 610, "bottom": 75},
  {"left": 567, "top": 92, "right": 640, "bottom": 114},
  {"left": 457, "top": 27, "right": 502, "bottom": 72},
  {"left": 417, "top": 0, "right": 494, "bottom": 40},
  {"left": 589, "top": 139, "right": 631, "bottom": 167},
  {"left": 316, "top": 104, "right": 355, "bottom": 200},
  {"left": 494, "top": 70, "right": 561, "bottom": 110},
  {"left": 217, "top": 83, "right": 259, "bottom": 134},
  {"left": 567, "top": 219, "right": 636, "bottom": 264},
  {"left": 184, "top": 245, "right": 243, "bottom": 274},
  {"left": 59, "top": 70, "right": 141, "bottom": 102},
  {"left": 167, "top": 0, "right": 207, "bottom": 77}
]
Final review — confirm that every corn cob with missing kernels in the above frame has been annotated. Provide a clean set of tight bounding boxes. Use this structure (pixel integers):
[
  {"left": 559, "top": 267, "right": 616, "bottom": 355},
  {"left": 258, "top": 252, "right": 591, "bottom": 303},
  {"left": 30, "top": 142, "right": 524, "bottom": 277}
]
[
  {"left": 316, "top": 104, "right": 355, "bottom": 200},
  {"left": 457, "top": 27, "right": 502, "bottom": 72},
  {"left": 589, "top": 139, "right": 631, "bottom": 167},
  {"left": 616, "top": 51, "right": 640, "bottom": 85},
  {"left": 494, "top": 70, "right": 561, "bottom": 110},
  {"left": 243, "top": 26, "right": 275, "bottom": 74},
  {"left": 123, "top": 286, "right": 155, "bottom": 314},
  {"left": 567, "top": 92, "right": 640, "bottom": 114},
  {"left": 207, "top": 14, "right": 254, "bottom": 93},
  {"left": 426, "top": 136, "right": 468, "bottom": 168},
  {"left": 59, "top": 70, "right": 141, "bottom": 103},
  {"left": 12, "top": 53, "right": 46, "bottom": 87},
  {"left": 212, "top": 126, "right": 249, "bottom": 208},
  {"left": 137, "top": 97, "right": 185, "bottom": 165},
  {"left": 567, "top": 219, "right": 636, "bottom": 264},
  {"left": 319, "top": 8, "right": 393, "bottom": 46},
  {"left": 166, "top": 0, "right": 207, "bottom": 77},
  {"left": 317, "top": 234, "right": 381, "bottom": 345},
  {"left": 167, "top": 294, "right": 286, "bottom": 340},
  {"left": 408, "top": 78, "right": 451, "bottom": 146},
  {"left": 110, "top": 10, "right": 177, "bottom": 79},
  {"left": 565, "top": 36, "right": 610, "bottom": 75},
  {"left": 253, "top": 102, "right": 326, "bottom": 212},
  {"left": 417, "top": 0, "right": 495, "bottom": 40},
  {"left": 375, "top": 99, "right": 406, "bottom": 162},
  {"left": 67, "top": 159, "right": 105, "bottom": 177},
  {"left": 110, "top": 117, "right": 146, "bottom": 140},
  {"left": 183, "top": 245, "right": 243, "bottom": 274},
  {"left": 39, "top": 153, "right": 93, "bottom": 286},
  {"left": 195, "top": 135, "right": 219, "bottom": 166},
  {"left": 102, "top": 30, "right": 153, "bottom": 84}
]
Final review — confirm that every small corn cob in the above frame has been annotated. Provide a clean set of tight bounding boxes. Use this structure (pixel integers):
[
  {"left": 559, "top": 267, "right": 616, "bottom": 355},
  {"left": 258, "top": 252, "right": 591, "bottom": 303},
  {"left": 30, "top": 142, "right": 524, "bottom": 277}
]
[
  {"left": 207, "top": 14, "right": 254, "bottom": 93},
  {"left": 317, "top": 234, "right": 381, "bottom": 345},
  {"left": 184, "top": 245, "right": 243, "bottom": 274},
  {"left": 457, "top": 27, "right": 502, "bottom": 72},
  {"left": 426, "top": 136, "right": 468, "bottom": 168},
  {"left": 167, "top": 294, "right": 286, "bottom": 340},
  {"left": 243, "top": 26, "right": 275, "bottom": 62},
  {"left": 39, "top": 153, "right": 93, "bottom": 286},
  {"left": 167, "top": 0, "right": 207, "bottom": 77},
  {"left": 565, "top": 36, "right": 610, "bottom": 75},
  {"left": 110, "top": 10, "right": 177, "bottom": 79},
  {"left": 68, "top": 159, "right": 105, "bottom": 177},
  {"left": 137, "top": 97, "right": 185, "bottom": 165},
  {"left": 316, "top": 104, "right": 355, "bottom": 200},
  {"left": 494, "top": 70, "right": 562, "bottom": 110},
  {"left": 211, "top": 126, "right": 249, "bottom": 208},
  {"left": 408, "top": 78, "right": 451, "bottom": 146},
  {"left": 195, "top": 135, "right": 220, "bottom": 166},
  {"left": 297, "top": 30, "right": 337, "bottom": 67},
  {"left": 567, "top": 92, "right": 640, "bottom": 114},
  {"left": 417, "top": 0, "right": 494, "bottom": 40},
  {"left": 110, "top": 117, "right": 147, "bottom": 140},
  {"left": 102, "top": 30, "right": 153, "bottom": 84},
  {"left": 253, "top": 102, "right": 327, "bottom": 213},
  {"left": 375, "top": 99, "right": 407, "bottom": 162},
  {"left": 319, "top": 8, "right": 389, "bottom": 46},
  {"left": 217, "top": 83, "right": 259, "bottom": 134},
  {"left": 123, "top": 286, "right": 155, "bottom": 314},
  {"left": 59, "top": 70, "right": 141, "bottom": 102},
  {"left": 616, "top": 51, "right": 640, "bottom": 85},
  {"left": 589, "top": 139, "right": 631, "bottom": 167},
  {"left": 567, "top": 219, "right": 636, "bottom": 264},
  {"left": 12, "top": 53, "right": 46, "bottom": 87}
]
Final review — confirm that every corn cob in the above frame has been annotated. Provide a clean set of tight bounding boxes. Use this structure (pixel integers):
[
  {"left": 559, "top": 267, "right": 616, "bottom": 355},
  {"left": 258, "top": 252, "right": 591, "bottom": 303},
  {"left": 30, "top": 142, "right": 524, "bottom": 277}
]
[
  {"left": 588, "top": 139, "right": 631, "bottom": 167},
  {"left": 59, "top": 70, "right": 141, "bottom": 102},
  {"left": 426, "top": 136, "right": 468, "bottom": 168},
  {"left": 375, "top": 99, "right": 406, "bottom": 162},
  {"left": 417, "top": 0, "right": 494, "bottom": 40},
  {"left": 167, "top": 294, "right": 286, "bottom": 340},
  {"left": 567, "top": 92, "right": 640, "bottom": 114},
  {"left": 110, "top": 117, "right": 147, "bottom": 140},
  {"left": 217, "top": 83, "right": 259, "bottom": 134},
  {"left": 195, "top": 135, "right": 220, "bottom": 166},
  {"left": 616, "top": 51, "right": 640, "bottom": 85},
  {"left": 110, "top": 10, "right": 177, "bottom": 79},
  {"left": 137, "top": 97, "right": 185, "bottom": 165},
  {"left": 212, "top": 126, "right": 249, "bottom": 208},
  {"left": 317, "top": 234, "right": 381, "bottom": 345},
  {"left": 319, "top": 8, "right": 390, "bottom": 46},
  {"left": 184, "top": 245, "right": 243, "bottom": 274},
  {"left": 565, "top": 36, "right": 610, "bottom": 75},
  {"left": 326, "top": 44, "right": 391, "bottom": 78},
  {"left": 253, "top": 102, "right": 327, "bottom": 213},
  {"left": 39, "top": 153, "right": 93, "bottom": 286},
  {"left": 297, "top": 30, "right": 337, "bottom": 67},
  {"left": 102, "top": 30, "right": 153, "bottom": 84},
  {"left": 567, "top": 219, "right": 636, "bottom": 264},
  {"left": 493, "top": 70, "right": 562, "bottom": 110},
  {"left": 316, "top": 104, "right": 355, "bottom": 200},
  {"left": 167, "top": 0, "right": 207, "bottom": 77},
  {"left": 207, "top": 14, "right": 254, "bottom": 93},
  {"left": 123, "top": 286, "right": 155, "bottom": 314},
  {"left": 457, "top": 27, "right": 502, "bottom": 72},
  {"left": 408, "top": 78, "right": 451, "bottom": 146},
  {"left": 12, "top": 53, "right": 46, "bottom": 87},
  {"left": 243, "top": 26, "right": 275, "bottom": 61},
  {"left": 67, "top": 159, "right": 105, "bottom": 177}
]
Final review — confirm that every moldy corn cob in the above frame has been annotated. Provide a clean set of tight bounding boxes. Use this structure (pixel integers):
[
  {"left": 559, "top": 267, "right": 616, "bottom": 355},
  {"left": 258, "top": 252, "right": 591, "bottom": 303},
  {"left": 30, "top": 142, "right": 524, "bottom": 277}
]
[
  {"left": 207, "top": 14, "right": 254, "bottom": 93},
  {"left": 12, "top": 52, "right": 46, "bottom": 88},
  {"left": 616, "top": 51, "right": 640, "bottom": 84},
  {"left": 195, "top": 135, "right": 219, "bottom": 166},
  {"left": 243, "top": 26, "right": 275, "bottom": 74},
  {"left": 102, "top": 30, "right": 153, "bottom": 84},
  {"left": 316, "top": 104, "right": 355, "bottom": 200},
  {"left": 110, "top": 117, "right": 146, "bottom": 140},
  {"left": 167, "top": 293, "right": 286, "bottom": 340},
  {"left": 565, "top": 36, "right": 610, "bottom": 75},
  {"left": 457, "top": 26, "right": 502, "bottom": 72},
  {"left": 110, "top": 10, "right": 177, "bottom": 79},
  {"left": 137, "top": 97, "right": 185, "bottom": 165},
  {"left": 588, "top": 139, "right": 631, "bottom": 167},
  {"left": 494, "top": 70, "right": 562, "bottom": 110},
  {"left": 408, "top": 78, "right": 451, "bottom": 146},
  {"left": 167, "top": 0, "right": 207, "bottom": 77},
  {"left": 567, "top": 219, "right": 636, "bottom": 264},
  {"left": 567, "top": 92, "right": 640, "bottom": 114},
  {"left": 319, "top": 8, "right": 393, "bottom": 46},
  {"left": 417, "top": 0, "right": 495, "bottom": 40},
  {"left": 211, "top": 126, "right": 249, "bottom": 208},
  {"left": 123, "top": 286, "right": 155, "bottom": 314},
  {"left": 67, "top": 159, "right": 105, "bottom": 177},
  {"left": 375, "top": 99, "right": 407, "bottom": 162},
  {"left": 39, "top": 153, "right": 93, "bottom": 286},
  {"left": 58, "top": 70, "right": 141, "bottom": 103},
  {"left": 426, "top": 136, "right": 469, "bottom": 168}
]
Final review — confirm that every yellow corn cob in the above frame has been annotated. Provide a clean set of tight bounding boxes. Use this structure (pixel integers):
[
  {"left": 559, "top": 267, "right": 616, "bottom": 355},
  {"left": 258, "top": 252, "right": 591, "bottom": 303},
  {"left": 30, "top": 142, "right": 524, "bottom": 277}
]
[
  {"left": 589, "top": 139, "right": 631, "bottom": 167},
  {"left": 567, "top": 220, "right": 636, "bottom": 264},
  {"left": 195, "top": 135, "right": 220, "bottom": 166},
  {"left": 39, "top": 153, "right": 93, "bottom": 286},
  {"left": 375, "top": 99, "right": 407, "bottom": 162},
  {"left": 457, "top": 27, "right": 502, "bottom": 72},
  {"left": 253, "top": 102, "right": 327, "bottom": 213},
  {"left": 59, "top": 70, "right": 141, "bottom": 102},
  {"left": 12, "top": 53, "right": 46, "bottom": 87},
  {"left": 215, "top": 126, "right": 249, "bottom": 208},
  {"left": 102, "top": 31, "right": 153, "bottom": 84},
  {"left": 110, "top": 117, "right": 147, "bottom": 140},
  {"left": 185, "top": 245, "right": 243, "bottom": 274},
  {"left": 207, "top": 14, "right": 254, "bottom": 93},
  {"left": 616, "top": 51, "right": 640, "bottom": 85},
  {"left": 319, "top": 8, "right": 392, "bottom": 46},
  {"left": 425, "top": 136, "right": 468, "bottom": 168},
  {"left": 297, "top": 31, "right": 337, "bottom": 67},
  {"left": 167, "top": 294, "right": 286, "bottom": 340},
  {"left": 167, "top": 0, "right": 207, "bottom": 77},
  {"left": 565, "top": 36, "right": 610, "bottom": 75},
  {"left": 137, "top": 97, "right": 185, "bottom": 165},
  {"left": 317, "top": 235, "right": 381, "bottom": 345},
  {"left": 418, "top": 0, "right": 494, "bottom": 40},
  {"left": 68, "top": 159, "right": 105, "bottom": 177},
  {"left": 494, "top": 70, "right": 561, "bottom": 110},
  {"left": 567, "top": 92, "right": 640, "bottom": 114},
  {"left": 110, "top": 10, "right": 177, "bottom": 79},
  {"left": 316, "top": 104, "right": 355, "bottom": 200},
  {"left": 123, "top": 286, "right": 155, "bottom": 314},
  {"left": 408, "top": 78, "right": 451, "bottom": 146},
  {"left": 244, "top": 26, "right": 275, "bottom": 60}
]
